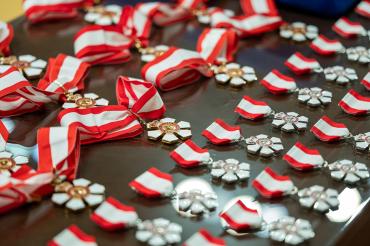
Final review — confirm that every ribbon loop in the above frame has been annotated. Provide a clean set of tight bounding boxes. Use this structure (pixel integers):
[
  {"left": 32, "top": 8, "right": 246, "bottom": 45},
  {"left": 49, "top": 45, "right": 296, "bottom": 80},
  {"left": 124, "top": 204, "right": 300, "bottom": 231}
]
[
  {"left": 74, "top": 25, "right": 132, "bottom": 65},
  {"left": 58, "top": 105, "right": 143, "bottom": 144},
  {"left": 142, "top": 47, "right": 212, "bottom": 91},
  {"left": 23, "top": 0, "right": 93, "bottom": 23},
  {"left": 37, "top": 54, "right": 90, "bottom": 96},
  {"left": 197, "top": 28, "right": 238, "bottom": 64},
  {"left": 0, "top": 21, "right": 13, "bottom": 56},
  {"left": 116, "top": 76, "right": 165, "bottom": 120}
]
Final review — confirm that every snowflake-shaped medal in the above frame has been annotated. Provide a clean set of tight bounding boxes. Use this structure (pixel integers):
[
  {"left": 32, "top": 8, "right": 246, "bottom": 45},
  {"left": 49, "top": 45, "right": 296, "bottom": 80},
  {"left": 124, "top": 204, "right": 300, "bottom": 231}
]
[
  {"left": 0, "top": 55, "right": 47, "bottom": 79},
  {"left": 135, "top": 218, "right": 182, "bottom": 246},
  {"left": 328, "top": 159, "right": 369, "bottom": 185},
  {"left": 354, "top": 132, "right": 370, "bottom": 152},
  {"left": 323, "top": 66, "right": 358, "bottom": 85},
  {"left": 346, "top": 46, "right": 370, "bottom": 64},
  {"left": 272, "top": 112, "right": 308, "bottom": 133},
  {"left": 298, "top": 87, "right": 332, "bottom": 107},
  {"left": 0, "top": 150, "right": 29, "bottom": 176},
  {"left": 298, "top": 185, "right": 339, "bottom": 213},
  {"left": 176, "top": 189, "right": 218, "bottom": 215},
  {"left": 51, "top": 178, "right": 105, "bottom": 211},
  {"left": 267, "top": 217, "right": 315, "bottom": 245},
  {"left": 194, "top": 7, "right": 234, "bottom": 24},
  {"left": 280, "top": 22, "right": 318, "bottom": 42},
  {"left": 245, "top": 134, "right": 284, "bottom": 157},
  {"left": 140, "top": 45, "right": 169, "bottom": 62},
  {"left": 213, "top": 63, "right": 257, "bottom": 87},
  {"left": 84, "top": 5, "right": 122, "bottom": 26},
  {"left": 62, "top": 93, "right": 109, "bottom": 109},
  {"left": 210, "top": 159, "right": 250, "bottom": 183},
  {"left": 147, "top": 118, "right": 191, "bottom": 144}
]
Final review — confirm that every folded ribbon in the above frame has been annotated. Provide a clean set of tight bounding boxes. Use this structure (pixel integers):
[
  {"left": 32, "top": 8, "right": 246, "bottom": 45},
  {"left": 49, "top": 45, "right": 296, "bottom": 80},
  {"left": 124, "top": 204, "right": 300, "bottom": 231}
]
[
  {"left": 37, "top": 54, "right": 90, "bottom": 96},
  {"left": 74, "top": 25, "right": 132, "bottom": 65},
  {"left": 23, "top": 0, "right": 94, "bottom": 23},
  {"left": 116, "top": 76, "right": 166, "bottom": 120},
  {"left": 0, "top": 21, "right": 13, "bottom": 56},
  {"left": 142, "top": 47, "right": 212, "bottom": 91},
  {"left": 58, "top": 105, "right": 143, "bottom": 144}
]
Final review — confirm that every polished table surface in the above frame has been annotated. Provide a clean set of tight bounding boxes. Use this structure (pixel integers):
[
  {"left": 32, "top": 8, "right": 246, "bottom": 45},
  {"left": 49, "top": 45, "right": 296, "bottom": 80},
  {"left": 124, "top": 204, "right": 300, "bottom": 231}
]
[{"left": 1, "top": 1, "right": 369, "bottom": 245}]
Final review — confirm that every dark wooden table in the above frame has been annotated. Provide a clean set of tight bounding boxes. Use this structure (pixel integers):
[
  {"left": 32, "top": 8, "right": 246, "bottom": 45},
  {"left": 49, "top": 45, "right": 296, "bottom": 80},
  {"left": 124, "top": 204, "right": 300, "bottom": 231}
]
[{"left": 0, "top": 1, "right": 369, "bottom": 245}]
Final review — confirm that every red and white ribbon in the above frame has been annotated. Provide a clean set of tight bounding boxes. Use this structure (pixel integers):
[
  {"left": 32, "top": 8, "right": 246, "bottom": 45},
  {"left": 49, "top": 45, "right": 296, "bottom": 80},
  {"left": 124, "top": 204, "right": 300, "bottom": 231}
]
[
  {"left": 310, "top": 35, "right": 344, "bottom": 56},
  {"left": 170, "top": 140, "right": 210, "bottom": 168},
  {"left": 129, "top": 167, "right": 173, "bottom": 198},
  {"left": 338, "top": 89, "right": 370, "bottom": 116},
  {"left": 283, "top": 142, "right": 325, "bottom": 171},
  {"left": 284, "top": 52, "right": 321, "bottom": 75},
  {"left": 177, "top": 0, "right": 205, "bottom": 10},
  {"left": 58, "top": 105, "right": 143, "bottom": 145},
  {"left": 116, "top": 76, "right": 165, "bottom": 120},
  {"left": 196, "top": 28, "right": 238, "bottom": 64},
  {"left": 0, "top": 167, "right": 54, "bottom": 214},
  {"left": 356, "top": 1, "right": 370, "bottom": 18},
  {"left": 37, "top": 126, "right": 80, "bottom": 180},
  {"left": 90, "top": 197, "right": 138, "bottom": 231},
  {"left": 0, "top": 21, "right": 13, "bottom": 56},
  {"left": 311, "top": 116, "right": 350, "bottom": 142},
  {"left": 202, "top": 119, "right": 241, "bottom": 145},
  {"left": 23, "top": 0, "right": 93, "bottom": 24},
  {"left": 219, "top": 199, "right": 262, "bottom": 231},
  {"left": 235, "top": 96, "right": 272, "bottom": 120},
  {"left": 74, "top": 25, "right": 132, "bottom": 65},
  {"left": 118, "top": 5, "right": 154, "bottom": 45},
  {"left": 210, "top": 10, "right": 282, "bottom": 37},
  {"left": 332, "top": 17, "right": 366, "bottom": 38},
  {"left": 260, "top": 69, "right": 297, "bottom": 94},
  {"left": 240, "top": 0, "right": 279, "bottom": 16},
  {"left": 183, "top": 228, "right": 226, "bottom": 246},
  {"left": 0, "top": 118, "right": 14, "bottom": 149},
  {"left": 151, "top": 3, "right": 193, "bottom": 26},
  {"left": 37, "top": 54, "right": 90, "bottom": 96},
  {"left": 0, "top": 67, "right": 54, "bottom": 117},
  {"left": 252, "top": 167, "right": 294, "bottom": 198},
  {"left": 142, "top": 47, "right": 212, "bottom": 91},
  {"left": 47, "top": 224, "right": 97, "bottom": 246},
  {"left": 361, "top": 72, "right": 370, "bottom": 91}
]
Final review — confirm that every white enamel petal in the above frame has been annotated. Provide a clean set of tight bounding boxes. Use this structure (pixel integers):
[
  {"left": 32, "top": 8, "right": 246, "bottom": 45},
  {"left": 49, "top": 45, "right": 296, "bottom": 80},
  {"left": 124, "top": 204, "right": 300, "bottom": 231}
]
[
  {"left": 211, "top": 168, "right": 226, "bottom": 178},
  {"left": 136, "top": 230, "right": 153, "bottom": 242},
  {"left": 65, "top": 198, "right": 86, "bottom": 211},
  {"left": 148, "top": 130, "right": 163, "bottom": 140},
  {"left": 23, "top": 68, "right": 43, "bottom": 78},
  {"left": 96, "top": 98, "right": 109, "bottom": 106},
  {"left": 18, "top": 55, "right": 36, "bottom": 62},
  {"left": 89, "top": 183, "right": 105, "bottom": 194},
  {"left": 62, "top": 102, "right": 77, "bottom": 109},
  {"left": 85, "top": 12, "right": 100, "bottom": 23},
  {"left": 221, "top": 172, "right": 238, "bottom": 183},
  {"left": 31, "top": 59, "right": 47, "bottom": 68},
  {"left": 14, "top": 155, "right": 29, "bottom": 164},
  {"left": 177, "top": 121, "right": 190, "bottom": 129},
  {"left": 280, "top": 29, "right": 293, "bottom": 39},
  {"left": 51, "top": 193, "right": 70, "bottom": 205},
  {"left": 0, "top": 151, "right": 12, "bottom": 158},
  {"left": 177, "top": 130, "right": 191, "bottom": 139},
  {"left": 162, "top": 133, "right": 179, "bottom": 144},
  {"left": 215, "top": 73, "right": 230, "bottom": 83},
  {"left": 72, "top": 178, "right": 91, "bottom": 187},
  {"left": 141, "top": 54, "right": 156, "bottom": 62},
  {"left": 226, "top": 63, "right": 240, "bottom": 69},
  {"left": 230, "top": 77, "right": 246, "bottom": 87},
  {"left": 84, "top": 93, "right": 99, "bottom": 100},
  {"left": 84, "top": 194, "right": 104, "bottom": 206}
]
